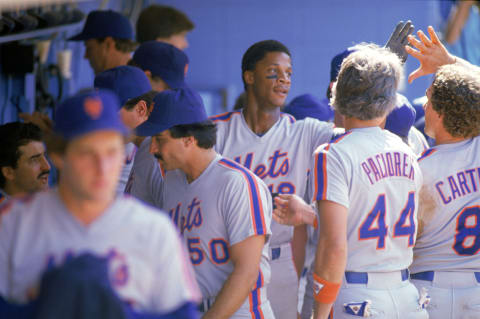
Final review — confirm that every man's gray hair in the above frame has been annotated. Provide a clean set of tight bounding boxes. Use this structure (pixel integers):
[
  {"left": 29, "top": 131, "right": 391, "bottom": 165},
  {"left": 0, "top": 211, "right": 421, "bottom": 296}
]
[{"left": 331, "top": 43, "right": 403, "bottom": 120}]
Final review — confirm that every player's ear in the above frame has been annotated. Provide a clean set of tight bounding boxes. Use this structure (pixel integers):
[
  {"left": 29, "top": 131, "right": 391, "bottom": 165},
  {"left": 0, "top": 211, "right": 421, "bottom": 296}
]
[
  {"left": 135, "top": 100, "right": 148, "bottom": 118},
  {"left": 244, "top": 70, "right": 254, "bottom": 86},
  {"left": 182, "top": 135, "right": 195, "bottom": 147},
  {"left": 1, "top": 166, "right": 15, "bottom": 182},
  {"left": 48, "top": 153, "right": 64, "bottom": 171}
]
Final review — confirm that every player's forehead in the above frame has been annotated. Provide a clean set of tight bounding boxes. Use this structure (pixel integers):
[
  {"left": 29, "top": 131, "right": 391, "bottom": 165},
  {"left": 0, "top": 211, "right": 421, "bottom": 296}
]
[
  {"left": 68, "top": 130, "right": 124, "bottom": 150},
  {"left": 17, "top": 141, "right": 45, "bottom": 160},
  {"left": 255, "top": 51, "right": 292, "bottom": 70}
]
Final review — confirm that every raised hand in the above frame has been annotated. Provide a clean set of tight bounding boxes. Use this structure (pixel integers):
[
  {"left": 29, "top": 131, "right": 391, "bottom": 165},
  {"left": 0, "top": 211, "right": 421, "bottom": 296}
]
[
  {"left": 405, "top": 26, "right": 456, "bottom": 83},
  {"left": 385, "top": 20, "right": 415, "bottom": 63}
]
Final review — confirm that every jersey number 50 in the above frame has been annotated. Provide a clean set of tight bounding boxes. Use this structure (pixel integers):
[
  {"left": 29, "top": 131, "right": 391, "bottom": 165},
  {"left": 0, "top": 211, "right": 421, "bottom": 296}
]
[{"left": 359, "top": 192, "right": 416, "bottom": 249}]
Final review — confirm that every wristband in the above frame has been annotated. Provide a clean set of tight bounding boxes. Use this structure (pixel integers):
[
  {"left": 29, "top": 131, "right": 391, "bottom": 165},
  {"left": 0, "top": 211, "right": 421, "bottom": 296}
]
[{"left": 312, "top": 272, "right": 341, "bottom": 304}]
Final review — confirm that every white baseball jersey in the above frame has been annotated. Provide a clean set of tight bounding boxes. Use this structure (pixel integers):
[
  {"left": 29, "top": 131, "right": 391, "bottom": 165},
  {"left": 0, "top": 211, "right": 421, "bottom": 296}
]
[
  {"left": 161, "top": 154, "right": 273, "bottom": 318},
  {"left": 212, "top": 110, "right": 334, "bottom": 246},
  {"left": 310, "top": 127, "right": 423, "bottom": 272},
  {"left": 411, "top": 136, "right": 480, "bottom": 273},
  {"left": 117, "top": 142, "right": 137, "bottom": 194},
  {"left": 408, "top": 127, "right": 429, "bottom": 156},
  {"left": 124, "top": 137, "right": 164, "bottom": 208},
  {"left": 0, "top": 189, "right": 200, "bottom": 313}
]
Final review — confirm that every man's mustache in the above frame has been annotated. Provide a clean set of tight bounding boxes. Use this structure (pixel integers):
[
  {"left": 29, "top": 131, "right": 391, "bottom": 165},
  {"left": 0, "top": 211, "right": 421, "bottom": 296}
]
[{"left": 37, "top": 170, "right": 50, "bottom": 179}]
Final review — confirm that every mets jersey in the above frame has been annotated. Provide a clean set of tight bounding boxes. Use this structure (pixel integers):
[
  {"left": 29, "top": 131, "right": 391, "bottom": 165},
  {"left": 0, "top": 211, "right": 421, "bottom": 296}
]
[
  {"left": 117, "top": 142, "right": 137, "bottom": 194},
  {"left": 124, "top": 137, "right": 163, "bottom": 208},
  {"left": 311, "top": 127, "right": 423, "bottom": 272},
  {"left": 212, "top": 110, "right": 334, "bottom": 246},
  {"left": 411, "top": 136, "right": 480, "bottom": 273},
  {"left": 408, "top": 127, "right": 429, "bottom": 156},
  {"left": 0, "top": 189, "right": 200, "bottom": 312},
  {"left": 161, "top": 155, "right": 273, "bottom": 316}
]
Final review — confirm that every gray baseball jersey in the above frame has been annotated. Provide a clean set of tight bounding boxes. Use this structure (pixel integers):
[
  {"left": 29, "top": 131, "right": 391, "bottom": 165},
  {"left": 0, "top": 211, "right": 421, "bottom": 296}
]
[
  {"left": 0, "top": 189, "right": 200, "bottom": 312},
  {"left": 212, "top": 110, "right": 334, "bottom": 246},
  {"left": 408, "top": 127, "right": 429, "bottom": 156},
  {"left": 310, "top": 127, "right": 423, "bottom": 272},
  {"left": 117, "top": 142, "right": 137, "bottom": 194},
  {"left": 161, "top": 155, "right": 273, "bottom": 317},
  {"left": 411, "top": 136, "right": 480, "bottom": 273},
  {"left": 124, "top": 137, "right": 164, "bottom": 208}
]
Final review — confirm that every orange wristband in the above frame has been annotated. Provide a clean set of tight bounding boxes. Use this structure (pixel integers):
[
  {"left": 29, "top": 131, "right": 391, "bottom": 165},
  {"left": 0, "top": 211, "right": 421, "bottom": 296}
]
[{"left": 312, "top": 272, "right": 341, "bottom": 304}]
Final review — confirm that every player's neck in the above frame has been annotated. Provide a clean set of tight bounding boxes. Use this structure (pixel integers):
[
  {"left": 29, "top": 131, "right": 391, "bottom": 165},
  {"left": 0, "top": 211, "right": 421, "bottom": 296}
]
[
  {"left": 58, "top": 183, "right": 115, "bottom": 225},
  {"left": 183, "top": 148, "right": 217, "bottom": 184},
  {"left": 433, "top": 131, "right": 467, "bottom": 145},
  {"left": 344, "top": 116, "right": 385, "bottom": 131},
  {"left": 2, "top": 182, "right": 26, "bottom": 198},
  {"left": 243, "top": 98, "right": 281, "bottom": 135}
]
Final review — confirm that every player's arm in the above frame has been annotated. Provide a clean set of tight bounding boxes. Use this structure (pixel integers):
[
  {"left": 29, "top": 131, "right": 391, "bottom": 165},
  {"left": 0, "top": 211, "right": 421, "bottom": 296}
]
[
  {"left": 313, "top": 200, "right": 347, "bottom": 319},
  {"left": 405, "top": 26, "right": 478, "bottom": 83},
  {"left": 203, "top": 234, "right": 266, "bottom": 319},
  {"left": 292, "top": 225, "right": 307, "bottom": 278},
  {"left": 273, "top": 193, "right": 317, "bottom": 227},
  {"left": 444, "top": 1, "right": 476, "bottom": 44}
]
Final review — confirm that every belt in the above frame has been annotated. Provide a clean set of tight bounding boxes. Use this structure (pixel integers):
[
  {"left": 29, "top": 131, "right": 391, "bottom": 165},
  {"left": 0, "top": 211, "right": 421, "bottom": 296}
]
[
  {"left": 270, "top": 243, "right": 291, "bottom": 261},
  {"left": 198, "top": 297, "right": 215, "bottom": 313},
  {"left": 271, "top": 247, "right": 281, "bottom": 260},
  {"left": 411, "top": 271, "right": 480, "bottom": 283},
  {"left": 345, "top": 269, "right": 409, "bottom": 284}
]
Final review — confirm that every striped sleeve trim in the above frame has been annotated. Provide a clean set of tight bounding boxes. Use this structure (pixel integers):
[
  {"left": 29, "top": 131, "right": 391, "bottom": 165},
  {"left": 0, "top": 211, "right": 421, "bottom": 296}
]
[
  {"left": 218, "top": 159, "right": 267, "bottom": 235},
  {"left": 280, "top": 112, "right": 296, "bottom": 124},
  {"left": 313, "top": 144, "right": 330, "bottom": 201},
  {"left": 209, "top": 111, "right": 240, "bottom": 122},
  {"left": 418, "top": 148, "right": 437, "bottom": 162}
]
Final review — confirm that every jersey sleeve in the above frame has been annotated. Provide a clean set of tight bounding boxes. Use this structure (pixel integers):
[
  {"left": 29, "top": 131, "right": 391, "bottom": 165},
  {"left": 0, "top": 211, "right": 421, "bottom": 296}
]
[
  {"left": 131, "top": 155, "right": 165, "bottom": 209},
  {"left": 222, "top": 172, "right": 272, "bottom": 246},
  {"left": 0, "top": 201, "right": 16, "bottom": 297},
  {"left": 150, "top": 215, "right": 201, "bottom": 312},
  {"left": 305, "top": 118, "right": 335, "bottom": 156},
  {"left": 309, "top": 144, "right": 350, "bottom": 208}
]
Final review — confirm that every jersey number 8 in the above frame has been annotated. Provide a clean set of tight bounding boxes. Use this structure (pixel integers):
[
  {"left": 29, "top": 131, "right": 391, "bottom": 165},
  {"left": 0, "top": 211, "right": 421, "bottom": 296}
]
[
  {"left": 453, "top": 206, "right": 480, "bottom": 256},
  {"left": 359, "top": 192, "right": 416, "bottom": 249}
]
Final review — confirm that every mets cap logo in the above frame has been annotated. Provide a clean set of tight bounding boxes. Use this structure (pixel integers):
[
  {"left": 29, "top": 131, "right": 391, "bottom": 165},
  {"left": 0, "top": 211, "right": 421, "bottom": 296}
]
[{"left": 84, "top": 97, "right": 103, "bottom": 119}]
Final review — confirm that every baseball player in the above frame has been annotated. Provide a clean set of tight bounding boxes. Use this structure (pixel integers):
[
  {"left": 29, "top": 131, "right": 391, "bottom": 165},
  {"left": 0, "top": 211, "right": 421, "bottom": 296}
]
[
  {"left": 0, "top": 90, "right": 200, "bottom": 316},
  {"left": 0, "top": 122, "right": 50, "bottom": 201},
  {"left": 135, "top": 87, "right": 274, "bottom": 318},
  {"left": 125, "top": 41, "right": 189, "bottom": 206},
  {"left": 93, "top": 65, "right": 153, "bottom": 194},
  {"left": 274, "top": 45, "right": 428, "bottom": 319},
  {"left": 69, "top": 10, "right": 137, "bottom": 75},
  {"left": 211, "top": 40, "right": 336, "bottom": 319},
  {"left": 406, "top": 26, "right": 480, "bottom": 318}
]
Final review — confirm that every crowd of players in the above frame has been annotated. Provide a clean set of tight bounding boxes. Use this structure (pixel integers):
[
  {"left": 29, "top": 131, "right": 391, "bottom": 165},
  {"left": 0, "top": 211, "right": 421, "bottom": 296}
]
[{"left": 0, "top": 5, "right": 479, "bottom": 319}]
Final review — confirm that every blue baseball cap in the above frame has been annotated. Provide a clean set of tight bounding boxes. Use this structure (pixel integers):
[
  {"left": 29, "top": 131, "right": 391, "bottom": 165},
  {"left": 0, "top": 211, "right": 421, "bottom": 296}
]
[
  {"left": 54, "top": 89, "right": 128, "bottom": 140},
  {"left": 284, "top": 94, "right": 334, "bottom": 122},
  {"left": 132, "top": 41, "right": 188, "bottom": 89},
  {"left": 136, "top": 87, "right": 207, "bottom": 136},
  {"left": 69, "top": 10, "right": 133, "bottom": 41},
  {"left": 94, "top": 66, "right": 152, "bottom": 106},
  {"left": 330, "top": 49, "right": 355, "bottom": 82},
  {"left": 385, "top": 94, "right": 416, "bottom": 138}
]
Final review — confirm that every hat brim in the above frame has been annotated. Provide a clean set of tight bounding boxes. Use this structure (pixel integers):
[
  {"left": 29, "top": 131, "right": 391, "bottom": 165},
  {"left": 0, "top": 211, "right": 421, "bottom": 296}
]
[
  {"left": 68, "top": 32, "right": 91, "bottom": 41},
  {"left": 135, "top": 120, "right": 169, "bottom": 137}
]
